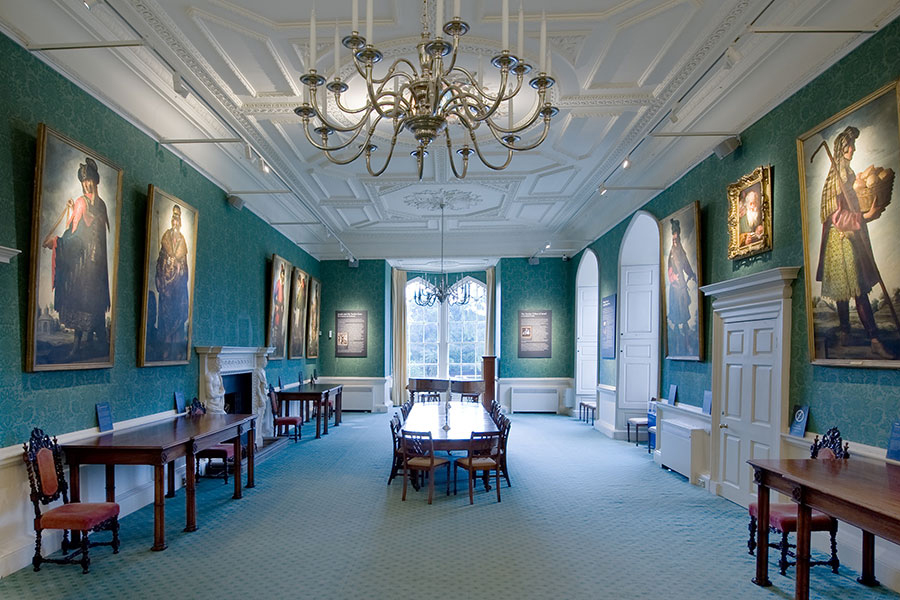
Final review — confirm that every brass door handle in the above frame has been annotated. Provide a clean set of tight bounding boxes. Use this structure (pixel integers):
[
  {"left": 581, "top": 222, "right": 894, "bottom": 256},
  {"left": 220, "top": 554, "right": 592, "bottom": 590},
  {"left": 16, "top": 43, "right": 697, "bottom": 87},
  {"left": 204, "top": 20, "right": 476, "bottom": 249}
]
[{"left": 719, "top": 423, "right": 728, "bottom": 429}]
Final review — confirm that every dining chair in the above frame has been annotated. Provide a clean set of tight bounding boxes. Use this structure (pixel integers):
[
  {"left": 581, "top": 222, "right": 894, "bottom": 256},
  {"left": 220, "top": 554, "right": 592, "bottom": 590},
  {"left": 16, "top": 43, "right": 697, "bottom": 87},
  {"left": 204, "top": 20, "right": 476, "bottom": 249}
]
[
  {"left": 490, "top": 400, "right": 502, "bottom": 424},
  {"left": 388, "top": 414, "right": 415, "bottom": 487},
  {"left": 454, "top": 431, "right": 503, "bottom": 504},
  {"left": 22, "top": 428, "right": 121, "bottom": 574},
  {"left": 747, "top": 427, "right": 848, "bottom": 575},
  {"left": 401, "top": 430, "right": 450, "bottom": 504},
  {"left": 269, "top": 388, "right": 302, "bottom": 442},
  {"left": 400, "top": 401, "right": 412, "bottom": 422},
  {"left": 195, "top": 443, "right": 238, "bottom": 484},
  {"left": 497, "top": 415, "right": 512, "bottom": 488},
  {"left": 451, "top": 380, "right": 485, "bottom": 403}
]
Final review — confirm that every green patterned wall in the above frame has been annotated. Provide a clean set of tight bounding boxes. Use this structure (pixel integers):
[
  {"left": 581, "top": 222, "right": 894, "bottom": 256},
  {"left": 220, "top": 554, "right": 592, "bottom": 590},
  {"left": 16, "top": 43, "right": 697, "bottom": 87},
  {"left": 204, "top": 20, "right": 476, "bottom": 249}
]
[
  {"left": 0, "top": 32, "right": 319, "bottom": 448},
  {"left": 318, "top": 259, "right": 388, "bottom": 377},
  {"left": 499, "top": 258, "right": 574, "bottom": 379},
  {"left": 584, "top": 18, "right": 900, "bottom": 446}
]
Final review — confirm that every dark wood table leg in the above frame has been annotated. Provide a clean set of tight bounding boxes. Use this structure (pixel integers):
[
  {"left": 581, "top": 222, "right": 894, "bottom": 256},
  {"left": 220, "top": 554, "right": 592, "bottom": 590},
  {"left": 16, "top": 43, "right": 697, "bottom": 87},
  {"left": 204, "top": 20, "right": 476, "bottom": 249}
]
[
  {"left": 315, "top": 396, "right": 322, "bottom": 439},
  {"left": 232, "top": 433, "right": 243, "bottom": 499},
  {"left": 858, "top": 530, "right": 880, "bottom": 586},
  {"left": 152, "top": 464, "right": 167, "bottom": 551},
  {"left": 105, "top": 464, "right": 116, "bottom": 502},
  {"left": 166, "top": 461, "right": 176, "bottom": 498},
  {"left": 184, "top": 447, "right": 197, "bottom": 532},
  {"left": 752, "top": 475, "right": 771, "bottom": 587},
  {"left": 323, "top": 393, "right": 330, "bottom": 436},
  {"left": 795, "top": 501, "right": 811, "bottom": 600},
  {"left": 334, "top": 389, "right": 342, "bottom": 426},
  {"left": 246, "top": 420, "right": 256, "bottom": 488},
  {"left": 70, "top": 461, "right": 82, "bottom": 545}
]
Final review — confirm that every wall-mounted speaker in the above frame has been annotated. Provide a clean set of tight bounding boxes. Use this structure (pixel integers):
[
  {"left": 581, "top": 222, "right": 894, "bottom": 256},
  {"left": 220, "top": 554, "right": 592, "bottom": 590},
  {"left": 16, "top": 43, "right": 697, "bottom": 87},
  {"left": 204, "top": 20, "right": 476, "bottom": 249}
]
[
  {"left": 227, "top": 195, "right": 244, "bottom": 210},
  {"left": 714, "top": 135, "right": 741, "bottom": 159},
  {"left": 348, "top": 258, "right": 359, "bottom": 268}
]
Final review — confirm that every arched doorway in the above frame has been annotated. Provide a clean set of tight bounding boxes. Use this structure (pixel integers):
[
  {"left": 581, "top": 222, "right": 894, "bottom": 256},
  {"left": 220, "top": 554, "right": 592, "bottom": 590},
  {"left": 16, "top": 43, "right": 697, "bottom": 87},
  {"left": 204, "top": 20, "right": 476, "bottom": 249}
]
[
  {"left": 575, "top": 250, "right": 599, "bottom": 413},
  {"left": 616, "top": 211, "right": 660, "bottom": 437}
]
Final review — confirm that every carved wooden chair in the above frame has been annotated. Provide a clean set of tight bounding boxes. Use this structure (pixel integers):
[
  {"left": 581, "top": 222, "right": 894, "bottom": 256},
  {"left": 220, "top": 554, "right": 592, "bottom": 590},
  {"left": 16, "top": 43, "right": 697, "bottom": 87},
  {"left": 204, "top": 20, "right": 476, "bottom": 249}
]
[
  {"left": 388, "top": 414, "right": 419, "bottom": 490},
  {"left": 269, "top": 388, "right": 302, "bottom": 442},
  {"left": 22, "top": 428, "right": 121, "bottom": 574},
  {"left": 748, "top": 427, "right": 849, "bottom": 576},
  {"left": 497, "top": 415, "right": 512, "bottom": 488},
  {"left": 401, "top": 430, "right": 450, "bottom": 504},
  {"left": 196, "top": 443, "right": 240, "bottom": 484},
  {"left": 453, "top": 431, "right": 503, "bottom": 504},
  {"left": 451, "top": 380, "right": 485, "bottom": 403},
  {"left": 407, "top": 378, "right": 449, "bottom": 403},
  {"left": 400, "top": 400, "right": 412, "bottom": 422}
]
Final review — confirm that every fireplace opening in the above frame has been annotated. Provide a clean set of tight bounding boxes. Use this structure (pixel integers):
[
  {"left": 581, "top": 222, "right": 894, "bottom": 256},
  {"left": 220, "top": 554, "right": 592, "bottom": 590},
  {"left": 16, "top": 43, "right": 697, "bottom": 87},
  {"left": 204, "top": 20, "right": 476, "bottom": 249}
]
[{"left": 222, "top": 372, "right": 252, "bottom": 415}]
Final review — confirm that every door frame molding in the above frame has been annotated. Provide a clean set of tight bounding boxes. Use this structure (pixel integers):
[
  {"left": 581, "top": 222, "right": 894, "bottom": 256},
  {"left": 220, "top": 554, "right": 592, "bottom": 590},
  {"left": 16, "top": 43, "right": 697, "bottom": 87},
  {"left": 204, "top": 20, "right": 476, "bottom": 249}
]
[
  {"left": 575, "top": 249, "right": 599, "bottom": 399},
  {"left": 700, "top": 266, "right": 800, "bottom": 500}
]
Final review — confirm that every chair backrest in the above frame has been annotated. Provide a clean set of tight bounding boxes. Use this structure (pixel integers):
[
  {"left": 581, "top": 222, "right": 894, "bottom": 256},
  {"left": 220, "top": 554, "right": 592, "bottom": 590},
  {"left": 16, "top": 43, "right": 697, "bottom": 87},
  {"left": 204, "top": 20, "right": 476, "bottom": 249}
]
[
  {"left": 467, "top": 431, "right": 502, "bottom": 461},
  {"left": 400, "top": 402, "right": 411, "bottom": 421},
  {"left": 497, "top": 418, "right": 511, "bottom": 452},
  {"left": 22, "top": 428, "right": 69, "bottom": 509},
  {"left": 401, "top": 430, "right": 437, "bottom": 466},
  {"left": 268, "top": 389, "right": 281, "bottom": 418},
  {"left": 810, "top": 427, "right": 849, "bottom": 460},
  {"left": 390, "top": 418, "right": 402, "bottom": 452}
]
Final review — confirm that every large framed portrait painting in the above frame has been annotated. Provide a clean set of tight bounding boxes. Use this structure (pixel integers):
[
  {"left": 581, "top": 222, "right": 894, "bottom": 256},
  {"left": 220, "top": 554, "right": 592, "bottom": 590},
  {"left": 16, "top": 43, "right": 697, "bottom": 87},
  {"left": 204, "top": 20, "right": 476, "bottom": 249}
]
[
  {"left": 27, "top": 124, "right": 123, "bottom": 371},
  {"left": 138, "top": 186, "right": 198, "bottom": 366},
  {"left": 727, "top": 165, "right": 773, "bottom": 260},
  {"left": 798, "top": 81, "right": 900, "bottom": 367},
  {"left": 661, "top": 202, "right": 703, "bottom": 361},
  {"left": 288, "top": 267, "right": 309, "bottom": 359},
  {"left": 266, "top": 254, "right": 292, "bottom": 360},
  {"left": 306, "top": 276, "right": 321, "bottom": 359}
]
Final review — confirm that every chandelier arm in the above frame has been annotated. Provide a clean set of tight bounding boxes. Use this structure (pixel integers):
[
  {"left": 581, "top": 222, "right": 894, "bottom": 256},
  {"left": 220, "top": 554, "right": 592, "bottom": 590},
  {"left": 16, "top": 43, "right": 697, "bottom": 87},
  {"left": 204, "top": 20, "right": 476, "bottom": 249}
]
[
  {"left": 467, "top": 130, "right": 514, "bottom": 171},
  {"left": 364, "top": 128, "right": 401, "bottom": 177},
  {"left": 485, "top": 90, "right": 548, "bottom": 134},
  {"left": 441, "top": 34, "right": 461, "bottom": 75},
  {"left": 488, "top": 117, "right": 552, "bottom": 151},
  {"left": 301, "top": 120, "right": 368, "bottom": 155},
  {"left": 445, "top": 89, "right": 502, "bottom": 122},
  {"left": 445, "top": 67, "right": 505, "bottom": 103},
  {"left": 444, "top": 130, "right": 469, "bottom": 179},
  {"left": 308, "top": 87, "right": 370, "bottom": 133}
]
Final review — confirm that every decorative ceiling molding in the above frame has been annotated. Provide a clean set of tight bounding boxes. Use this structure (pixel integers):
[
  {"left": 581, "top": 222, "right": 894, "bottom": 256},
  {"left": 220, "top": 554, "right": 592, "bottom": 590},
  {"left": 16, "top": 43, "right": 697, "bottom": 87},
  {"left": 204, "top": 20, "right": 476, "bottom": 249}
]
[
  {"left": 403, "top": 190, "right": 483, "bottom": 212},
  {"left": 556, "top": 93, "right": 654, "bottom": 108}
]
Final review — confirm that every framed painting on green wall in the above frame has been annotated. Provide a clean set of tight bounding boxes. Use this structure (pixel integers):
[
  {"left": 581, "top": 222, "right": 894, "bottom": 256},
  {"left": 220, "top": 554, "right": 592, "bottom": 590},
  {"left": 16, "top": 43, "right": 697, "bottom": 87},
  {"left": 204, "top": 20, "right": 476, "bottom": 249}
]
[
  {"left": 288, "top": 267, "right": 310, "bottom": 359},
  {"left": 727, "top": 165, "right": 773, "bottom": 260},
  {"left": 266, "top": 254, "right": 292, "bottom": 359},
  {"left": 26, "top": 124, "right": 124, "bottom": 371},
  {"left": 798, "top": 81, "right": 900, "bottom": 367},
  {"left": 138, "top": 186, "right": 198, "bottom": 366},
  {"left": 661, "top": 201, "right": 703, "bottom": 361},
  {"left": 306, "top": 276, "right": 321, "bottom": 359}
]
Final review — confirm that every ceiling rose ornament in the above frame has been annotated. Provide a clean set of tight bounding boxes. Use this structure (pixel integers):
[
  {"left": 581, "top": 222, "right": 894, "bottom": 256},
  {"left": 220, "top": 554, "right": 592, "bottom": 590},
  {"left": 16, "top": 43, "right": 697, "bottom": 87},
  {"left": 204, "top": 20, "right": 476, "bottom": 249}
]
[
  {"left": 403, "top": 189, "right": 481, "bottom": 211},
  {"left": 294, "top": 0, "right": 557, "bottom": 180}
]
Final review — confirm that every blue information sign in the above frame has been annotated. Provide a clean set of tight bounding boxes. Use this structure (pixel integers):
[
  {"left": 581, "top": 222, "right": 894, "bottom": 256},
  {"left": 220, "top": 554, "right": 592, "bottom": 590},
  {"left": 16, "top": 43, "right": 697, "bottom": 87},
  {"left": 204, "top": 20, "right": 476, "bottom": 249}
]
[{"left": 600, "top": 294, "right": 616, "bottom": 359}]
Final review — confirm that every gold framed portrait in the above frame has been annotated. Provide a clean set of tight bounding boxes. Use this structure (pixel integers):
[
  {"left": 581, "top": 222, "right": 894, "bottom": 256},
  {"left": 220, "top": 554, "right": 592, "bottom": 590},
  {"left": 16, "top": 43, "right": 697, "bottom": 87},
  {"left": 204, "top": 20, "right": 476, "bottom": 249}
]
[
  {"left": 266, "top": 254, "right": 293, "bottom": 360},
  {"left": 138, "top": 186, "right": 198, "bottom": 367},
  {"left": 797, "top": 81, "right": 900, "bottom": 367},
  {"left": 306, "top": 276, "right": 321, "bottom": 359},
  {"left": 26, "top": 124, "right": 123, "bottom": 371},
  {"left": 727, "top": 165, "right": 773, "bottom": 260},
  {"left": 661, "top": 202, "right": 703, "bottom": 361},
  {"left": 288, "top": 266, "right": 309, "bottom": 359}
]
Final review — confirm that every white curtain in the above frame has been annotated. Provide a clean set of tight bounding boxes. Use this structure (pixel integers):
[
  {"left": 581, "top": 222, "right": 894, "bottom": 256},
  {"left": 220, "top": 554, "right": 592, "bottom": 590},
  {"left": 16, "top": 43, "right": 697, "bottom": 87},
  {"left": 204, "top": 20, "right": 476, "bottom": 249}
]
[
  {"left": 485, "top": 266, "right": 496, "bottom": 357},
  {"left": 391, "top": 268, "right": 408, "bottom": 407}
]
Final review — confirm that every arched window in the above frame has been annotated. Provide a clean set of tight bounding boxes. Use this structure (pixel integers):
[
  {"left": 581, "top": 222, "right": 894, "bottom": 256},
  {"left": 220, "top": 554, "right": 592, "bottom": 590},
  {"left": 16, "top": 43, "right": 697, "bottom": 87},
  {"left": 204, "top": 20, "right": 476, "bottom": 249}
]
[{"left": 406, "top": 276, "right": 486, "bottom": 379}]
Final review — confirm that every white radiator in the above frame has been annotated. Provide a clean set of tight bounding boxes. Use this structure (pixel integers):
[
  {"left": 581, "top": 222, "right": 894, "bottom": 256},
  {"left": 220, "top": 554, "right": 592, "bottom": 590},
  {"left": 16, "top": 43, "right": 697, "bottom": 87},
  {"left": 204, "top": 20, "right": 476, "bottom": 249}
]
[
  {"left": 658, "top": 418, "right": 707, "bottom": 485},
  {"left": 339, "top": 386, "right": 375, "bottom": 412},
  {"left": 510, "top": 388, "right": 558, "bottom": 413}
]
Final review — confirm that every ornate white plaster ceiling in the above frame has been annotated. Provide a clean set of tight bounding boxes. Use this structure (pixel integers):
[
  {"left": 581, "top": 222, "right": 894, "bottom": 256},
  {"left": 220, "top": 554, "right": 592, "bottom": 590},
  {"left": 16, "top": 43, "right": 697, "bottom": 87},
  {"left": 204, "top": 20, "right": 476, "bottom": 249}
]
[{"left": 2, "top": 0, "right": 899, "bottom": 262}]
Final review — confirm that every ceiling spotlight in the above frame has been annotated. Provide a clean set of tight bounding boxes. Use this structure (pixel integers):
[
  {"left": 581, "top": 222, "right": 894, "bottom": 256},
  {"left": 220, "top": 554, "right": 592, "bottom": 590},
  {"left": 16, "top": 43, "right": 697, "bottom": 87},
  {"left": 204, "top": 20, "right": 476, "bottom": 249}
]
[
  {"left": 599, "top": 185, "right": 608, "bottom": 196},
  {"left": 544, "top": 242, "right": 551, "bottom": 250},
  {"left": 83, "top": 0, "right": 97, "bottom": 9},
  {"left": 622, "top": 155, "right": 631, "bottom": 169},
  {"left": 172, "top": 72, "right": 189, "bottom": 98},
  {"left": 724, "top": 46, "right": 742, "bottom": 70},
  {"left": 244, "top": 143, "right": 253, "bottom": 161},
  {"left": 258, "top": 157, "right": 270, "bottom": 174},
  {"left": 669, "top": 100, "right": 681, "bottom": 123}
]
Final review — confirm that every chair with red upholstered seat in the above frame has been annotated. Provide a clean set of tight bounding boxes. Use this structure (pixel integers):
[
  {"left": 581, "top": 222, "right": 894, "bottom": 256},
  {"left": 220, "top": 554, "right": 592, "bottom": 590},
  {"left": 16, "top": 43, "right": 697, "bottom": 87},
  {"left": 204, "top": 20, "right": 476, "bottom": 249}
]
[
  {"left": 22, "top": 428, "right": 121, "bottom": 574},
  {"left": 196, "top": 443, "right": 240, "bottom": 484},
  {"left": 269, "top": 387, "right": 302, "bottom": 442},
  {"left": 748, "top": 427, "right": 849, "bottom": 576}
]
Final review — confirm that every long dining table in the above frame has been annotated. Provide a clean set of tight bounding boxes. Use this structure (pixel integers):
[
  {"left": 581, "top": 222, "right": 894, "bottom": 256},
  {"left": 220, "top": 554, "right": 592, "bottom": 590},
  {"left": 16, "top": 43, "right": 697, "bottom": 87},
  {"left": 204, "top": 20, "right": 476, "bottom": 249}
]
[{"left": 402, "top": 401, "right": 498, "bottom": 451}]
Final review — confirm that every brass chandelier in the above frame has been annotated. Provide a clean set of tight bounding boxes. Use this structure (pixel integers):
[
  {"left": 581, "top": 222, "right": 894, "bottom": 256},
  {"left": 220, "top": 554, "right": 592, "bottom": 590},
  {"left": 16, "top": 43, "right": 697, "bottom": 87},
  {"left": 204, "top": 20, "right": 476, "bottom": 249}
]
[
  {"left": 294, "top": 0, "right": 557, "bottom": 179},
  {"left": 413, "top": 202, "right": 470, "bottom": 307}
]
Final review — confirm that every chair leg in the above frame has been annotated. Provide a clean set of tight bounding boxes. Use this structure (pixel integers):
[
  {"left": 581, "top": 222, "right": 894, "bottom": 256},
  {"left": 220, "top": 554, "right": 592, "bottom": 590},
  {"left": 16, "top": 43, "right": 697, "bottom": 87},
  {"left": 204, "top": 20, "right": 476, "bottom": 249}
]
[
  {"left": 401, "top": 466, "right": 409, "bottom": 501},
  {"left": 829, "top": 521, "right": 840, "bottom": 574},
  {"left": 468, "top": 467, "right": 475, "bottom": 504},
  {"left": 495, "top": 466, "right": 501, "bottom": 502},
  {"left": 111, "top": 518, "right": 120, "bottom": 554},
  {"left": 445, "top": 462, "right": 450, "bottom": 496},
  {"left": 779, "top": 530, "right": 790, "bottom": 576},
  {"left": 222, "top": 458, "right": 229, "bottom": 485},
  {"left": 80, "top": 531, "right": 90, "bottom": 574},
  {"left": 32, "top": 529, "right": 43, "bottom": 572},
  {"left": 748, "top": 516, "right": 757, "bottom": 555},
  {"left": 427, "top": 468, "right": 435, "bottom": 504}
]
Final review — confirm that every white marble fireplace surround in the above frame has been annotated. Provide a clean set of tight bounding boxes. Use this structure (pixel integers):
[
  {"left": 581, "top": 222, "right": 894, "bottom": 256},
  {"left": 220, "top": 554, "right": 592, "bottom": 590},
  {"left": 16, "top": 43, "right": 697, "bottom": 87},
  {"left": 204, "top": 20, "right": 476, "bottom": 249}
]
[{"left": 195, "top": 346, "right": 275, "bottom": 446}]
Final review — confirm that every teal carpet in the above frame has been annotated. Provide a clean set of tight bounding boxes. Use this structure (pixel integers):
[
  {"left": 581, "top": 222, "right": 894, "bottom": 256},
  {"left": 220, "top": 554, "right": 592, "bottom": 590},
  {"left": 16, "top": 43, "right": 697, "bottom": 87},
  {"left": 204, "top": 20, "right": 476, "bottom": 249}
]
[{"left": 1, "top": 412, "right": 897, "bottom": 600}]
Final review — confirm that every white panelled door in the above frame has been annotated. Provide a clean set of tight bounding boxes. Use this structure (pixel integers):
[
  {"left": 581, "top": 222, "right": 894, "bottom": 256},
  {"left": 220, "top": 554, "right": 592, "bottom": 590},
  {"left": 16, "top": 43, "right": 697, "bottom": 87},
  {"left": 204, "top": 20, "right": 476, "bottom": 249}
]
[
  {"left": 618, "top": 265, "right": 659, "bottom": 410},
  {"left": 576, "top": 286, "right": 599, "bottom": 396},
  {"left": 718, "top": 318, "right": 779, "bottom": 506}
]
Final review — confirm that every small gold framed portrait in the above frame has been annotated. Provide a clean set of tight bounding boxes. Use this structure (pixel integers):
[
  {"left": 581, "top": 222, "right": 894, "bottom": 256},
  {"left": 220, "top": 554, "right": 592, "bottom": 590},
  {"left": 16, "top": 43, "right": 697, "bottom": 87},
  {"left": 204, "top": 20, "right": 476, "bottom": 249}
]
[{"left": 727, "top": 165, "right": 773, "bottom": 260}]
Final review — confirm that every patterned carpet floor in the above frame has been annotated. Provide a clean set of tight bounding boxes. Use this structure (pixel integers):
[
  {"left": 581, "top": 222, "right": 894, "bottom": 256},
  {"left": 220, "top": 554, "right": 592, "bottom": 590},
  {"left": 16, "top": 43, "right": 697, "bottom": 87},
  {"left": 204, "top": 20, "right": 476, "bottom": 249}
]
[{"left": 1, "top": 411, "right": 897, "bottom": 600}]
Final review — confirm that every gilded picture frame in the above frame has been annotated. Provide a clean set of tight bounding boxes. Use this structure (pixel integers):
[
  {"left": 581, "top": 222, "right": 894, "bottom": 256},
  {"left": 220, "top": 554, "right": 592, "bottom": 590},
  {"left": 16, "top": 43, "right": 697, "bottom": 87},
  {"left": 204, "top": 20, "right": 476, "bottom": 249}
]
[
  {"left": 138, "top": 186, "right": 198, "bottom": 366},
  {"left": 661, "top": 201, "right": 703, "bottom": 361},
  {"left": 26, "top": 124, "right": 124, "bottom": 371},
  {"left": 306, "top": 276, "right": 321, "bottom": 359},
  {"left": 266, "top": 254, "right": 292, "bottom": 360},
  {"left": 797, "top": 80, "right": 900, "bottom": 368},
  {"left": 288, "top": 266, "right": 309, "bottom": 359},
  {"left": 727, "top": 165, "right": 773, "bottom": 260}
]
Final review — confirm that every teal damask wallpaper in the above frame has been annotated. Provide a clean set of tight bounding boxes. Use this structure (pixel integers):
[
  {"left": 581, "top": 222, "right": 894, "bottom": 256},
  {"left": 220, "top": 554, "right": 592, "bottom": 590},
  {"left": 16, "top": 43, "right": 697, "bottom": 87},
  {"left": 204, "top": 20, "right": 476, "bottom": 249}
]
[
  {"left": 318, "top": 260, "right": 388, "bottom": 377},
  {"left": 585, "top": 18, "right": 900, "bottom": 446},
  {"left": 499, "top": 258, "right": 574, "bottom": 379},
  {"left": 0, "top": 32, "right": 318, "bottom": 448}
]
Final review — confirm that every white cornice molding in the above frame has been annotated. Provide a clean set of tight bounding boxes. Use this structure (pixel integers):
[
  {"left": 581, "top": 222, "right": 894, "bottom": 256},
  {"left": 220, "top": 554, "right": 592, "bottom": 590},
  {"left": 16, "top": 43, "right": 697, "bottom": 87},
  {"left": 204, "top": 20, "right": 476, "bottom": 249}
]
[{"left": 0, "top": 246, "right": 21, "bottom": 263}]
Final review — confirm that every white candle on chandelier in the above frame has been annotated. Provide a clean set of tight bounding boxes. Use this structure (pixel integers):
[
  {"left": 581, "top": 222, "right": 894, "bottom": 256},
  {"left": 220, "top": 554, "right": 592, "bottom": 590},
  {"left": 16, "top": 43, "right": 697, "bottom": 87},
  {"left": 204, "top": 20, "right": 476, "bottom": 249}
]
[
  {"left": 508, "top": 97, "right": 514, "bottom": 129},
  {"left": 366, "top": 0, "right": 373, "bottom": 44},
  {"left": 547, "top": 46, "right": 552, "bottom": 77},
  {"left": 334, "top": 21, "right": 340, "bottom": 78},
  {"left": 454, "top": 0, "right": 460, "bottom": 19},
  {"left": 502, "top": 0, "right": 509, "bottom": 51},
  {"left": 310, "top": 7, "right": 317, "bottom": 70},
  {"left": 539, "top": 11, "right": 546, "bottom": 73},
  {"left": 436, "top": 0, "right": 444, "bottom": 35},
  {"left": 352, "top": 0, "right": 358, "bottom": 33},
  {"left": 517, "top": 3, "right": 524, "bottom": 59}
]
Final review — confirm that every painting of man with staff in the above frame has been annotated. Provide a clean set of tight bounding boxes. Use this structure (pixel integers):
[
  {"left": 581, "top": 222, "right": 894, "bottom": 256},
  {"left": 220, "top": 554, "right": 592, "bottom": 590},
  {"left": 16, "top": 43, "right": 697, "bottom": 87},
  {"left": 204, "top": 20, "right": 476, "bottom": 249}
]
[{"left": 799, "top": 83, "right": 900, "bottom": 366}]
